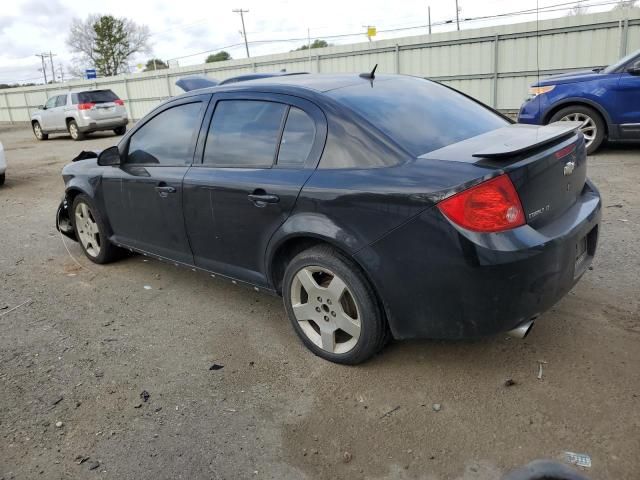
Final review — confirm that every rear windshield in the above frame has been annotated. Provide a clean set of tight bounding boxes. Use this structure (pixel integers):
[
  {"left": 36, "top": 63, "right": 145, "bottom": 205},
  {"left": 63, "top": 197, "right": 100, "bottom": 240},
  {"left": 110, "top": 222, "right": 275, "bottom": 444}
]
[
  {"left": 328, "top": 77, "right": 508, "bottom": 156},
  {"left": 73, "top": 90, "right": 119, "bottom": 104}
]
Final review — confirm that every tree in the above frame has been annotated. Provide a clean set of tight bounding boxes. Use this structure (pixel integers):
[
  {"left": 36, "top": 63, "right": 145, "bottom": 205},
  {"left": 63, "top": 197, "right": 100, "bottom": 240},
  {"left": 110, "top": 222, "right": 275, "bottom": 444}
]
[
  {"left": 611, "top": 0, "right": 638, "bottom": 9},
  {"left": 205, "top": 51, "right": 232, "bottom": 63},
  {"left": 67, "top": 14, "right": 151, "bottom": 77},
  {"left": 144, "top": 58, "right": 168, "bottom": 71},
  {"left": 567, "top": 1, "right": 588, "bottom": 15},
  {"left": 294, "top": 39, "right": 330, "bottom": 51}
]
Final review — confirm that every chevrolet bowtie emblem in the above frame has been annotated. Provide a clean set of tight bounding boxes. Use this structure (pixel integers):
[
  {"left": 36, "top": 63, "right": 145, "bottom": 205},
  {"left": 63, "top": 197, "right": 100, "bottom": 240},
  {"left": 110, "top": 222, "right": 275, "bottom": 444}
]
[{"left": 563, "top": 160, "right": 576, "bottom": 176}]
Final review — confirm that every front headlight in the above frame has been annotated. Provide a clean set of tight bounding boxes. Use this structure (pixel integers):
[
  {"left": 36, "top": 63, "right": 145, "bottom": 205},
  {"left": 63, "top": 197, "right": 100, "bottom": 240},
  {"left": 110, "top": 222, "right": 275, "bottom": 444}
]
[{"left": 528, "top": 85, "right": 555, "bottom": 99}]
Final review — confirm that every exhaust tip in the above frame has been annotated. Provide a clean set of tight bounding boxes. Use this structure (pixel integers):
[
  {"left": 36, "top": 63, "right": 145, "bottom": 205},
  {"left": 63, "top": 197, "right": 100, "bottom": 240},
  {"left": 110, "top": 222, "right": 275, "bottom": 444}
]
[{"left": 506, "top": 320, "right": 534, "bottom": 339}]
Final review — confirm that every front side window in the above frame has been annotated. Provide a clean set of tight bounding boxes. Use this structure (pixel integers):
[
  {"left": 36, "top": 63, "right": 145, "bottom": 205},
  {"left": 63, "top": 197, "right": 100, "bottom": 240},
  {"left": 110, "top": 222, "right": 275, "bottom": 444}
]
[
  {"left": 55, "top": 95, "right": 67, "bottom": 107},
  {"left": 44, "top": 97, "right": 57, "bottom": 109},
  {"left": 203, "top": 100, "right": 286, "bottom": 167},
  {"left": 127, "top": 102, "right": 203, "bottom": 166},
  {"left": 277, "top": 107, "right": 316, "bottom": 167}
]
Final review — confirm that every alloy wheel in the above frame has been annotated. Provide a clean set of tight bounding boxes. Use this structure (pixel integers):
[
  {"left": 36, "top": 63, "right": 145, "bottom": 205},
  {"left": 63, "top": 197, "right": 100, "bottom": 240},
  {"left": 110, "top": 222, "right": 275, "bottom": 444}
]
[
  {"left": 33, "top": 123, "right": 42, "bottom": 139},
  {"left": 74, "top": 202, "right": 101, "bottom": 258},
  {"left": 69, "top": 123, "right": 78, "bottom": 139},
  {"left": 559, "top": 112, "right": 596, "bottom": 148},
  {"left": 290, "top": 266, "right": 361, "bottom": 354}
]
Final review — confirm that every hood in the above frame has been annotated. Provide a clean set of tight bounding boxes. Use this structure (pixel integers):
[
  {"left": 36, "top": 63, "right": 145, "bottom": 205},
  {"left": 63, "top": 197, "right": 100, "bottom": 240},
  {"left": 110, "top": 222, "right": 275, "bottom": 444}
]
[{"left": 536, "top": 69, "right": 605, "bottom": 87}]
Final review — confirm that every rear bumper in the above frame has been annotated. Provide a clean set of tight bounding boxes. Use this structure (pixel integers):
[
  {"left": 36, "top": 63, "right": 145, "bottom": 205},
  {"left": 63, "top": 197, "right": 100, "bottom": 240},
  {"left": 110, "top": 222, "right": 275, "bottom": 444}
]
[
  {"left": 356, "top": 180, "right": 601, "bottom": 340},
  {"left": 78, "top": 118, "right": 128, "bottom": 133},
  {"left": 56, "top": 197, "right": 77, "bottom": 241}
]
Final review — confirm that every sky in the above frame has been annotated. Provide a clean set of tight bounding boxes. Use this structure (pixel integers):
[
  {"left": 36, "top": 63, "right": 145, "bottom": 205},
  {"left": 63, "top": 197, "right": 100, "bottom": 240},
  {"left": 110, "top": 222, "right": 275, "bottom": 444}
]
[{"left": 0, "top": 0, "right": 633, "bottom": 84}]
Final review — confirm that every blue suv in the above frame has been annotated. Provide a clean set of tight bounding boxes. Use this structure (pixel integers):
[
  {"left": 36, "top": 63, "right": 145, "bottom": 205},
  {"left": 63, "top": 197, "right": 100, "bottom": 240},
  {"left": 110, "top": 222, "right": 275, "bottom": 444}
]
[{"left": 518, "top": 49, "right": 640, "bottom": 154}]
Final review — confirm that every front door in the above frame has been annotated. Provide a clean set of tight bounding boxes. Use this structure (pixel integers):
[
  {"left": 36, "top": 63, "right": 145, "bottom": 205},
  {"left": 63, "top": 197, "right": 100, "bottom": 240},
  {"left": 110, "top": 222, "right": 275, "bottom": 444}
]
[
  {"left": 183, "top": 93, "right": 326, "bottom": 287},
  {"left": 100, "top": 96, "right": 209, "bottom": 264},
  {"left": 40, "top": 96, "right": 58, "bottom": 130},
  {"left": 616, "top": 57, "right": 640, "bottom": 138}
]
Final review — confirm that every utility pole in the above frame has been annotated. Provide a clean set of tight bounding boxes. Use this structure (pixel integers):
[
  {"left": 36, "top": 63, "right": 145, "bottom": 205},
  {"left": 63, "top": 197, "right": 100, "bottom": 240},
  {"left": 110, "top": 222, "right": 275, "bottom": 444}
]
[
  {"left": 233, "top": 9, "right": 250, "bottom": 58},
  {"left": 49, "top": 51, "right": 57, "bottom": 83},
  {"left": 428, "top": 6, "right": 432, "bottom": 35},
  {"left": 35, "top": 53, "right": 48, "bottom": 84},
  {"left": 58, "top": 65, "right": 65, "bottom": 83},
  {"left": 455, "top": 0, "right": 460, "bottom": 31}
]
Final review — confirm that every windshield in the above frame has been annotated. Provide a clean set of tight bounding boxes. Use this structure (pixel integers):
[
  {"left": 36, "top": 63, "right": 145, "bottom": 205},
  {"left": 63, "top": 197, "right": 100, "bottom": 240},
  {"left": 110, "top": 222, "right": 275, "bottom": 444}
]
[
  {"left": 328, "top": 76, "right": 508, "bottom": 156},
  {"left": 603, "top": 49, "right": 640, "bottom": 74}
]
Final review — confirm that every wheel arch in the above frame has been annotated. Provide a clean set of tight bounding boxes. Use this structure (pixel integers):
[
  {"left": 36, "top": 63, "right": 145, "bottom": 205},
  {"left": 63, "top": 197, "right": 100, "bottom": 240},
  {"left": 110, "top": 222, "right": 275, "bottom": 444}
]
[{"left": 543, "top": 99, "right": 611, "bottom": 136}]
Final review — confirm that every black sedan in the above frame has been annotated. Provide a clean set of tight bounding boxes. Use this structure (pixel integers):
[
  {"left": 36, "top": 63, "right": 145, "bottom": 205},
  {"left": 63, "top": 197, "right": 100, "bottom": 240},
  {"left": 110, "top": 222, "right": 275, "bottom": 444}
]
[{"left": 56, "top": 73, "right": 601, "bottom": 364}]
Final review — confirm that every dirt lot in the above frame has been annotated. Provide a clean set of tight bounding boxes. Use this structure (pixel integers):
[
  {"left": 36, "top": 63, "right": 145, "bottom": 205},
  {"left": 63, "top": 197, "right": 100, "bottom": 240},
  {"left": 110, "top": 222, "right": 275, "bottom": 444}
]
[{"left": 0, "top": 124, "right": 638, "bottom": 480}]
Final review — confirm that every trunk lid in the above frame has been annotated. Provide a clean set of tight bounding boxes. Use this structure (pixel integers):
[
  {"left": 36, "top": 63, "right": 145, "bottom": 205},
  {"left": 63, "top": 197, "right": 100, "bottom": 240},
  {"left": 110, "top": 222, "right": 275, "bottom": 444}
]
[{"left": 419, "top": 122, "right": 587, "bottom": 228}]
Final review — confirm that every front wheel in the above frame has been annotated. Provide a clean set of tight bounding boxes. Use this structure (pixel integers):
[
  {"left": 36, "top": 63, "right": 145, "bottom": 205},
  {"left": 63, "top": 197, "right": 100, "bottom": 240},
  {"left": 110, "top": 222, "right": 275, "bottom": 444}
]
[
  {"left": 549, "top": 105, "right": 605, "bottom": 155},
  {"left": 282, "top": 245, "right": 388, "bottom": 364},
  {"left": 32, "top": 121, "right": 48, "bottom": 141},
  {"left": 0, "top": 173, "right": 5, "bottom": 186},
  {"left": 114, "top": 126, "right": 126, "bottom": 136},
  {"left": 68, "top": 120, "right": 85, "bottom": 141},
  {"left": 72, "top": 195, "right": 121, "bottom": 264}
]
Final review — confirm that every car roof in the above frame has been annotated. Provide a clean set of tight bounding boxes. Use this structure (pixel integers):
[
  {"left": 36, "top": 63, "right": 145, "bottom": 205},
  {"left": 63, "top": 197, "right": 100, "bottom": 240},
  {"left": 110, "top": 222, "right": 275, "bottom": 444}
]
[{"left": 194, "top": 73, "right": 399, "bottom": 95}]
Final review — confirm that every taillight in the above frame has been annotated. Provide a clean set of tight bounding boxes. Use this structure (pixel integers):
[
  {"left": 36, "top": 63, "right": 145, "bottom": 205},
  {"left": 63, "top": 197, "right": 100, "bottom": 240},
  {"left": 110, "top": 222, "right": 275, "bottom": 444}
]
[
  {"left": 114, "top": 99, "right": 124, "bottom": 106},
  {"left": 554, "top": 143, "right": 576, "bottom": 159},
  {"left": 437, "top": 174, "right": 525, "bottom": 233},
  {"left": 77, "top": 102, "right": 95, "bottom": 110}
]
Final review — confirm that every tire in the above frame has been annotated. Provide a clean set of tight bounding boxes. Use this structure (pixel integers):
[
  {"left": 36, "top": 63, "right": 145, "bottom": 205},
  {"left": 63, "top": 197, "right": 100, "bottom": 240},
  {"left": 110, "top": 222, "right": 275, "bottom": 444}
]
[
  {"left": 71, "top": 194, "right": 121, "bottom": 264},
  {"left": 114, "top": 126, "right": 126, "bottom": 136},
  {"left": 549, "top": 105, "right": 605, "bottom": 155},
  {"left": 0, "top": 173, "right": 5, "bottom": 186},
  {"left": 68, "top": 120, "right": 85, "bottom": 141},
  {"left": 282, "top": 245, "right": 388, "bottom": 364},
  {"left": 32, "top": 121, "right": 48, "bottom": 141}
]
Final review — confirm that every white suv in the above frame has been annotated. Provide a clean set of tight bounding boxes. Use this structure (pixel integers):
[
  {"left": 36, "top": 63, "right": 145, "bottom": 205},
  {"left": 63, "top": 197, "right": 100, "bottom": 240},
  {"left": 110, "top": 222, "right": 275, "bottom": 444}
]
[{"left": 31, "top": 89, "right": 128, "bottom": 141}]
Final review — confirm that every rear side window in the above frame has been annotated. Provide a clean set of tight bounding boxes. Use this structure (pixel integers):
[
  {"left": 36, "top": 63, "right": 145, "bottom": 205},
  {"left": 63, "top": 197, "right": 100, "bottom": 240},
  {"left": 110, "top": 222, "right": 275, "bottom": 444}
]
[
  {"left": 203, "top": 100, "right": 286, "bottom": 167},
  {"left": 76, "top": 90, "right": 119, "bottom": 104},
  {"left": 127, "top": 102, "right": 203, "bottom": 165},
  {"left": 277, "top": 107, "right": 315, "bottom": 167},
  {"left": 328, "top": 77, "right": 508, "bottom": 156}
]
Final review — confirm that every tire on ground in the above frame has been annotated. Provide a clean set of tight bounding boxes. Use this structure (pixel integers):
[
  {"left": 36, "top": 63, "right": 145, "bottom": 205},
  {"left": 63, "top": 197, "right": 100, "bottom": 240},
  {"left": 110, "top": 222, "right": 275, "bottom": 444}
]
[
  {"left": 282, "top": 244, "right": 389, "bottom": 364},
  {"left": 71, "top": 194, "right": 122, "bottom": 264},
  {"left": 549, "top": 104, "right": 605, "bottom": 155}
]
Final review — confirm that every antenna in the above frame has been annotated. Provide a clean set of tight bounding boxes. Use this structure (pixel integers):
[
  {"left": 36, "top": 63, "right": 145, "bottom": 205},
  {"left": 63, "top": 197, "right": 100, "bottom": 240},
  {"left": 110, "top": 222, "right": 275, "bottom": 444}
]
[{"left": 359, "top": 64, "right": 378, "bottom": 80}]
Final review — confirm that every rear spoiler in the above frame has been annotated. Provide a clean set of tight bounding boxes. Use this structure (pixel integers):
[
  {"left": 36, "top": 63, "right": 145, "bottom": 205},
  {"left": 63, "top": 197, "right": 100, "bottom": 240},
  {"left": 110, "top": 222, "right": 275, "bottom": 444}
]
[
  {"left": 175, "top": 75, "right": 219, "bottom": 92},
  {"left": 472, "top": 122, "right": 582, "bottom": 158}
]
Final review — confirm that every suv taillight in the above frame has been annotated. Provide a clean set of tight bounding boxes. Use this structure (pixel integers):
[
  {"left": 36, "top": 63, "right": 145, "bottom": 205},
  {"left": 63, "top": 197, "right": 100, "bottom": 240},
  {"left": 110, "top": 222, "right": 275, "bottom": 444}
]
[
  {"left": 78, "top": 102, "right": 95, "bottom": 110},
  {"left": 437, "top": 174, "right": 525, "bottom": 233},
  {"left": 114, "top": 99, "right": 124, "bottom": 106}
]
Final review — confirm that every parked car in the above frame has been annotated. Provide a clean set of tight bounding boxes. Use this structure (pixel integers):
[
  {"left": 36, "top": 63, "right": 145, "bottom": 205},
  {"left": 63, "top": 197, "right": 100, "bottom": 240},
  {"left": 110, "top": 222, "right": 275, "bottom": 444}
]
[
  {"left": 56, "top": 73, "right": 601, "bottom": 364},
  {"left": 518, "top": 49, "right": 640, "bottom": 154},
  {"left": 0, "top": 141, "right": 6, "bottom": 185},
  {"left": 31, "top": 89, "right": 128, "bottom": 141}
]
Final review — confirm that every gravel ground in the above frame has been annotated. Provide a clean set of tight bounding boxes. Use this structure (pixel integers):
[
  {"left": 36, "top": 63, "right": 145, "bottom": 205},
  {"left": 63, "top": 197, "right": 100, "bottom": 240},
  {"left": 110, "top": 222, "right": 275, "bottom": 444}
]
[{"left": 0, "top": 124, "right": 638, "bottom": 480}]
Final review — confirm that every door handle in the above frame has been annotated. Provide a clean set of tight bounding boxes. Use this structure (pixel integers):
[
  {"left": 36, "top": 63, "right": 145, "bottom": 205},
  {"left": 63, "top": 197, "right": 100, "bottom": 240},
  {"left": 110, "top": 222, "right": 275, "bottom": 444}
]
[
  {"left": 248, "top": 191, "right": 280, "bottom": 206},
  {"left": 155, "top": 183, "right": 176, "bottom": 197}
]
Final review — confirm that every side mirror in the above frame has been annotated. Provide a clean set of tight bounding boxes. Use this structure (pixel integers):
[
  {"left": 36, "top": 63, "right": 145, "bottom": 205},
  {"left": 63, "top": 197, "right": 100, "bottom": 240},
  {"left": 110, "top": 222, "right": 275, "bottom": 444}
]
[
  {"left": 627, "top": 63, "right": 640, "bottom": 75},
  {"left": 97, "top": 146, "right": 122, "bottom": 166},
  {"left": 38, "top": 105, "right": 45, "bottom": 110}
]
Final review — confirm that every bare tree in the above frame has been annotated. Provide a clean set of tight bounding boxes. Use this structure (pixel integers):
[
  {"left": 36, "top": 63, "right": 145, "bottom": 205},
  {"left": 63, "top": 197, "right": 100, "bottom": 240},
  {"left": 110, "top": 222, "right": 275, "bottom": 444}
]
[
  {"left": 67, "top": 14, "right": 151, "bottom": 77},
  {"left": 567, "top": 1, "right": 588, "bottom": 16}
]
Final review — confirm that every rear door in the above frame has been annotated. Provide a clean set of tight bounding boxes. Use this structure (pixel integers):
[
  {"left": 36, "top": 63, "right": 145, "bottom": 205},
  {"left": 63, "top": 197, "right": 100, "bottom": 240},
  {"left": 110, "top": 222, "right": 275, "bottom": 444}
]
[
  {"left": 183, "top": 92, "right": 327, "bottom": 286},
  {"left": 616, "top": 56, "right": 640, "bottom": 137},
  {"left": 101, "top": 95, "right": 209, "bottom": 264}
]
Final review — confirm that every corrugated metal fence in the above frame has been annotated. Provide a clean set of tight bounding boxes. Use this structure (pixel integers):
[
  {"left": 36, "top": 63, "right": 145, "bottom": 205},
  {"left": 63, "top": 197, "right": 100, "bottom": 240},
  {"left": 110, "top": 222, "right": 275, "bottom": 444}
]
[{"left": 1, "top": 10, "right": 638, "bottom": 123}]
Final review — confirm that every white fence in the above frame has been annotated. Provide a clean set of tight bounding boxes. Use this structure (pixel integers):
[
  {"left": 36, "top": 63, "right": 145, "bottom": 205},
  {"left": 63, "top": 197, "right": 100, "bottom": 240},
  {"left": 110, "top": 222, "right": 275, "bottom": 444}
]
[{"left": 1, "top": 10, "right": 638, "bottom": 123}]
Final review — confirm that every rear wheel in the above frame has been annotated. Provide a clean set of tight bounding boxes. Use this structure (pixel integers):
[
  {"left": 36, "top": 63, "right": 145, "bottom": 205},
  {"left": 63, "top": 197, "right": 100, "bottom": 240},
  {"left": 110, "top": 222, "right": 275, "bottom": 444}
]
[
  {"left": 549, "top": 105, "right": 605, "bottom": 155},
  {"left": 114, "top": 126, "right": 126, "bottom": 136},
  {"left": 68, "top": 120, "right": 85, "bottom": 141},
  {"left": 282, "top": 245, "right": 388, "bottom": 364},
  {"left": 72, "top": 194, "right": 121, "bottom": 264},
  {"left": 0, "top": 173, "right": 5, "bottom": 185},
  {"left": 32, "top": 121, "right": 48, "bottom": 140}
]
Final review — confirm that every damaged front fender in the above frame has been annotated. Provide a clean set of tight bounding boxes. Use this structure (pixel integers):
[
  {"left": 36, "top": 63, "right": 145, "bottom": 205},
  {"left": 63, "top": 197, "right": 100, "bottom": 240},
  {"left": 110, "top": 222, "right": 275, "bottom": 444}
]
[{"left": 56, "top": 197, "right": 77, "bottom": 241}]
